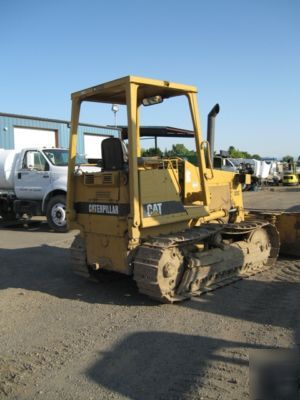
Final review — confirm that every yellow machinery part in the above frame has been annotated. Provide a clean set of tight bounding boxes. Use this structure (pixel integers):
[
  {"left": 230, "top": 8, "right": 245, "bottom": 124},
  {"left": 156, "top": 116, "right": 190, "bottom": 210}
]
[
  {"left": 276, "top": 212, "right": 300, "bottom": 256},
  {"left": 246, "top": 210, "right": 300, "bottom": 257}
]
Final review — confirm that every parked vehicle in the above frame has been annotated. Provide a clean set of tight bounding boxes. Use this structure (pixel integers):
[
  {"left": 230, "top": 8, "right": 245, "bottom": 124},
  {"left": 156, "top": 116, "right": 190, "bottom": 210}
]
[
  {"left": 282, "top": 161, "right": 298, "bottom": 186},
  {"left": 0, "top": 147, "right": 99, "bottom": 231},
  {"left": 282, "top": 173, "right": 298, "bottom": 185},
  {"left": 213, "top": 155, "right": 237, "bottom": 173}
]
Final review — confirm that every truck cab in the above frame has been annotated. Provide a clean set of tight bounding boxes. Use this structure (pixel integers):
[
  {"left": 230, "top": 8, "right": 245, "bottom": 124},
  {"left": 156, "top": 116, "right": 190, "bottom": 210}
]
[
  {"left": 15, "top": 148, "right": 67, "bottom": 195},
  {"left": 213, "top": 156, "right": 237, "bottom": 172}
]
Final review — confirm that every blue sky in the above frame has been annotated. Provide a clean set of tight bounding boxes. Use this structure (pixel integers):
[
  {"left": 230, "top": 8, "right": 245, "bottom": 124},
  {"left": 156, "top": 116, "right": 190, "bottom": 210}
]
[{"left": 1, "top": 0, "right": 299, "bottom": 157}]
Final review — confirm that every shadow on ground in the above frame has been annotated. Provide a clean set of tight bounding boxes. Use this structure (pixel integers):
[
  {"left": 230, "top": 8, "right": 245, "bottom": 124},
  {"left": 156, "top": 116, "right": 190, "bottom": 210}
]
[
  {"left": 86, "top": 331, "right": 296, "bottom": 400},
  {"left": 0, "top": 236, "right": 156, "bottom": 307},
  {"left": 0, "top": 220, "right": 52, "bottom": 232},
  {"left": 0, "top": 221, "right": 146, "bottom": 303}
]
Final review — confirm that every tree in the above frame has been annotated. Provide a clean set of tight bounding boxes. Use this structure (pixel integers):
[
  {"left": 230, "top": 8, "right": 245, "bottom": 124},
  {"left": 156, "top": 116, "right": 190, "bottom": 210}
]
[
  {"left": 141, "top": 147, "right": 163, "bottom": 157},
  {"left": 142, "top": 144, "right": 197, "bottom": 158},
  {"left": 282, "top": 155, "right": 294, "bottom": 163},
  {"left": 227, "top": 145, "right": 260, "bottom": 159},
  {"left": 228, "top": 146, "right": 246, "bottom": 158},
  {"left": 165, "top": 144, "right": 196, "bottom": 157},
  {"left": 251, "top": 154, "right": 261, "bottom": 160},
  {"left": 228, "top": 145, "right": 235, "bottom": 154}
]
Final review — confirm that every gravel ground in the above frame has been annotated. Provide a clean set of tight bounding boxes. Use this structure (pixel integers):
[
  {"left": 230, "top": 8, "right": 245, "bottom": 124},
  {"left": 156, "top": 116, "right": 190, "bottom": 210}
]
[{"left": 0, "top": 189, "right": 299, "bottom": 400}]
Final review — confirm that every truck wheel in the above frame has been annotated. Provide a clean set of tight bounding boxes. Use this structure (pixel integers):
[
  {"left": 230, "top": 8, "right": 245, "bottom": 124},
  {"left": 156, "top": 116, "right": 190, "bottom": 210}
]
[{"left": 46, "top": 195, "right": 68, "bottom": 233}]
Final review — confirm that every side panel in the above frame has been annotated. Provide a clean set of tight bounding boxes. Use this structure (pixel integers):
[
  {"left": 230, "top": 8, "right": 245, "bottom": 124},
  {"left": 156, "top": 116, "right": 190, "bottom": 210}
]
[
  {"left": 209, "top": 169, "right": 244, "bottom": 218},
  {"left": 139, "top": 168, "right": 188, "bottom": 228},
  {"left": 71, "top": 171, "right": 130, "bottom": 274},
  {"left": 183, "top": 161, "right": 245, "bottom": 221}
]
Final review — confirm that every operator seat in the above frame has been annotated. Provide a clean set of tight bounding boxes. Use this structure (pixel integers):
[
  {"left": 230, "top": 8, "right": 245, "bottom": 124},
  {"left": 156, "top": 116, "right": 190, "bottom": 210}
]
[{"left": 101, "top": 137, "right": 128, "bottom": 171}]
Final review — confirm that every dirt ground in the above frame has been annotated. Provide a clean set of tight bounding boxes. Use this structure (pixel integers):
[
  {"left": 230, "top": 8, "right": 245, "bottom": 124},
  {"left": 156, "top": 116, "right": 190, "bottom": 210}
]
[
  {"left": 0, "top": 189, "right": 299, "bottom": 399},
  {"left": 243, "top": 186, "right": 300, "bottom": 212}
]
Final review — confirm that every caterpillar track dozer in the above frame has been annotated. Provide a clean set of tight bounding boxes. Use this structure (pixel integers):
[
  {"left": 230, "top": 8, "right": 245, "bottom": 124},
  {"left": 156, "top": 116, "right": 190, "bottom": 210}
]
[{"left": 67, "top": 76, "right": 279, "bottom": 303}]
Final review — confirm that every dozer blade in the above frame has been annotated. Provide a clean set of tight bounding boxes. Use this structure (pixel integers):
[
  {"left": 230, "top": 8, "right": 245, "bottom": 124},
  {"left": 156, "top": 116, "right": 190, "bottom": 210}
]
[{"left": 277, "top": 212, "right": 300, "bottom": 257}]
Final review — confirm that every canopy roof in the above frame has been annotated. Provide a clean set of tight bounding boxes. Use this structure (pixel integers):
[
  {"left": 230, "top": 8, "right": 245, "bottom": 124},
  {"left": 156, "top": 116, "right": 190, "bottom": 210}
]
[
  {"left": 120, "top": 126, "right": 194, "bottom": 139},
  {"left": 71, "top": 76, "right": 197, "bottom": 105}
]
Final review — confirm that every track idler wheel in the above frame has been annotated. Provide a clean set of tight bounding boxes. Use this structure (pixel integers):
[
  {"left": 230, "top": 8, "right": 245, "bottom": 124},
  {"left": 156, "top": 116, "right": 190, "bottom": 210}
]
[{"left": 133, "top": 246, "right": 185, "bottom": 302}]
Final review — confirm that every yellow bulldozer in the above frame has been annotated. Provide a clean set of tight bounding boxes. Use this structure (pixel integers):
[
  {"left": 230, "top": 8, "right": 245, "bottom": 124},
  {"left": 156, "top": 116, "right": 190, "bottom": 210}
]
[{"left": 67, "top": 76, "right": 280, "bottom": 303}]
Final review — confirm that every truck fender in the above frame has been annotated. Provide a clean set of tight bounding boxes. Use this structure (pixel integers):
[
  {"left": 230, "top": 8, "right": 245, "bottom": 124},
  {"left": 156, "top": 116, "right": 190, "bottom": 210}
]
[{"left": 42, "top": 188, "right": 67, "bottom": 213}]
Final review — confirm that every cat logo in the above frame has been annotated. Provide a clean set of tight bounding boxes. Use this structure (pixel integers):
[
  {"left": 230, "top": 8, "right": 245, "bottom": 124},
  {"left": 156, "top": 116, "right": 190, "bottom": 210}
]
[{"left": 146, "top": 202, "right": 162, "bottom": 217}]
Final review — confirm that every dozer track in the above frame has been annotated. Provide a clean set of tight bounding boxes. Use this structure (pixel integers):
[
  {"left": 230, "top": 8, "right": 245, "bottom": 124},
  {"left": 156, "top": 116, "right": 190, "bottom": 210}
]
[
  {"left": 133, "top": 222, "right": 280, "bottom": 303},
  {"left": 70, "top": 234, "right": 90, "bottom": 278}
]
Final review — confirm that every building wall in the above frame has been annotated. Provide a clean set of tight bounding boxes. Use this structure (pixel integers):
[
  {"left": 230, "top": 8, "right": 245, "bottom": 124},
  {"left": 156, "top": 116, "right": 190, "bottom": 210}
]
[{"left": 0, "top": 113, "right": 119, "bottom": 154}]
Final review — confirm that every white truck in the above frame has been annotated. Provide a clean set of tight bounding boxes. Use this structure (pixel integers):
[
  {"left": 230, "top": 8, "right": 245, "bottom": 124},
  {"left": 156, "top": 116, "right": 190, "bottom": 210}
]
[
  {"left": 0, "top": 147, "right": 70, "bottom": 232},
  {"left": 213, "top": 155, "right": 237, "bottom": 172}
]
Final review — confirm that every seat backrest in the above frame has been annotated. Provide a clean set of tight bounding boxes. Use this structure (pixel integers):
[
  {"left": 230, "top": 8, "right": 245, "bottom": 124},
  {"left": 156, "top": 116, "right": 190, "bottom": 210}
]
[{"left": 101, "top": 137, "right": 127, "bottom": 171}]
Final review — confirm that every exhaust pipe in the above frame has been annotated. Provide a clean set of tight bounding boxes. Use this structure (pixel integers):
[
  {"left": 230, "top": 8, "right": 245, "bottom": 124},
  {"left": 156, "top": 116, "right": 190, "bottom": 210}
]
[{"left": 207, "top": 103, "right": 220, "bottom": 162}]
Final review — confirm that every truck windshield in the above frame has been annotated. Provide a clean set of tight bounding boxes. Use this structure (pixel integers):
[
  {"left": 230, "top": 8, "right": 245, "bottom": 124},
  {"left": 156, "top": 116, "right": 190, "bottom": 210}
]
[
  {"left": 43, "top": 149, "right": 88, "bottom": 166},
  {"left": 43, "top": 149, "right": 69, "bottom": 166}
]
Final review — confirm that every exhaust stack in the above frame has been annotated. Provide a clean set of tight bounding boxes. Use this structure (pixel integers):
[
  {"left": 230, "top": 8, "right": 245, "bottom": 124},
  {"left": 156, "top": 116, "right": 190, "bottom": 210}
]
[{"left": 207, "top": 104, "right": 220, "bottom": 162}]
